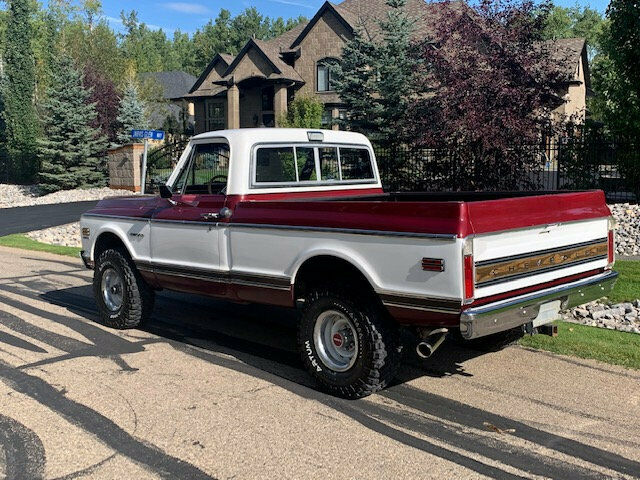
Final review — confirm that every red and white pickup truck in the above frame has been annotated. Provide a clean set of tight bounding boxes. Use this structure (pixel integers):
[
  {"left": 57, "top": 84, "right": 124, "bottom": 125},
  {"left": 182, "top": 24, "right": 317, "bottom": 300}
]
[{"left": 81, "top": 128, "right": 617, "bottom": 398}]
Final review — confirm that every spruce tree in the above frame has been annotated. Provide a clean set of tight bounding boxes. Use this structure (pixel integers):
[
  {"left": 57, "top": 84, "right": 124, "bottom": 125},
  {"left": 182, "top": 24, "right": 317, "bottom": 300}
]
[
  {"left": 331, "top": 28, "right": 381, "bottom": 136},
  {"left": 332, "top": 0, "right": 417, "bottom": 145},
  {"left": 0, "top": 0, "right": 39, "bottom": 182},
  {"left": 38, "top": 54, "right": 107, "bottom": 193},
  {"left": 116, "top": 82, "right": 147, "bottom": 145}
]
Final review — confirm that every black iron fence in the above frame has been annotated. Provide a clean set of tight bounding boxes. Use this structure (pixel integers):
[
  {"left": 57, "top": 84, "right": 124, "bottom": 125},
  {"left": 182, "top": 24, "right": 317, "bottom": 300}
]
[
  {"left": 144, "top": 137, "right": 639, "bottom": 203},
  {"left": 374, "top": 139, "right": 639, "bottom": 203}
]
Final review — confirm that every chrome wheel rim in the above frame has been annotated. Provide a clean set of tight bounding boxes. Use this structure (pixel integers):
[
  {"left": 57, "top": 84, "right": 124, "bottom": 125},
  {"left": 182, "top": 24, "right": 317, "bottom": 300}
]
[
  {"left": 313, "top": 310, "right": 358, "bottom": 372},
  {"left": 101, "top": 268, "right": 124, "bottom": 312}
]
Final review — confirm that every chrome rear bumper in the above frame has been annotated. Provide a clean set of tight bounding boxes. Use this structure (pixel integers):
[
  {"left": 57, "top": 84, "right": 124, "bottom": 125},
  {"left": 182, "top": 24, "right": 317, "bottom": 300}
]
[{"left": 460, "top": 270, "right": 618, "bottom": 339}]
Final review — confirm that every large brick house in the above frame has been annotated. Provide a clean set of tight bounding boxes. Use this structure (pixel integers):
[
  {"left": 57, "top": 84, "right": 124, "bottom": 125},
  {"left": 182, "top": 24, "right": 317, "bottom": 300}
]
[{"left": 184, "top": 0, "right": 590, "bottom": 134}]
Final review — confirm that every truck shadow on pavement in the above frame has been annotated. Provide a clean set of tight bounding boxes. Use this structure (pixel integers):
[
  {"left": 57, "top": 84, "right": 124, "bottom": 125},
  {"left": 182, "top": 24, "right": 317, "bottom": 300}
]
[{"left": 0, "top": 260, "right": 639, "bottom": 479}]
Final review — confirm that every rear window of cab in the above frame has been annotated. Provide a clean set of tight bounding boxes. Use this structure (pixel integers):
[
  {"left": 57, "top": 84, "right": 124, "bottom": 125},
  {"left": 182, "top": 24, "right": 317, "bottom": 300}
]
[{"left": 253, "top": 144, "right": 375, "bottom": 187}]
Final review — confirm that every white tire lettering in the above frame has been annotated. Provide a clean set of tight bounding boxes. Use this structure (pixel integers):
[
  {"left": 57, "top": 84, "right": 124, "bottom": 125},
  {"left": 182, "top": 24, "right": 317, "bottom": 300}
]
[{"left": 304, "top": 340, "right": 322, "bottom": 372}]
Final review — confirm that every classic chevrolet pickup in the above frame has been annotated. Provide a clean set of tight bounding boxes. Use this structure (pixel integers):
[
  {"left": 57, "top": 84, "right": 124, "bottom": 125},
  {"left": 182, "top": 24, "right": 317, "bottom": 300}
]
[{"left": 80, "top": 128, "right": 617, "bottom": 398}]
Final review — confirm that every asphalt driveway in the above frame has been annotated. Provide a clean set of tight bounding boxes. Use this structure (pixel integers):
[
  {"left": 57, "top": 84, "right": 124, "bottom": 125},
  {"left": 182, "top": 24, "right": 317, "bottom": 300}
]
[
  {"left": 0, "top": 201, "right": 98, "bottom": 236},
  {"left": 0, "top": 246, "right": 639, "bottom": 479}
]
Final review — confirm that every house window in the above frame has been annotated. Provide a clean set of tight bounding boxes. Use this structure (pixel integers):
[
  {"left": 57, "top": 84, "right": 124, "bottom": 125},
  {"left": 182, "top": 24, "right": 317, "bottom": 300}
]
[
  {"left": 205, "top": 101, "right": 224, "bottom": 131},
  {"left": 321, "top": 108, "right": 332, "bottom": 127},
  {"left": 317, "top": 58, "right": 338, "bottom": 92}
]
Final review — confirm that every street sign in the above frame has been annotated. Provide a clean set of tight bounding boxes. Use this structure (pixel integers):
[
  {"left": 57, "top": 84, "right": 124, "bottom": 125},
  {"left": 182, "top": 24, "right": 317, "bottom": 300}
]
[
  {"left": 131, "top": 130, "right": 165, "bottom": 194},
  {"left": 131, "top": 129, "right": 165, "bottom": 140}
]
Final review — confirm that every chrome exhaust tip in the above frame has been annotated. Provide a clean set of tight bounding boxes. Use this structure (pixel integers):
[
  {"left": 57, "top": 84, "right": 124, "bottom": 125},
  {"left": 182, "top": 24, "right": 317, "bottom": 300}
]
[
  {"left": 416, "top": 341, "right": 434, "bottom": 358},
  {"left": 415, "top": 328, "right": 449, "bottom": 359}
]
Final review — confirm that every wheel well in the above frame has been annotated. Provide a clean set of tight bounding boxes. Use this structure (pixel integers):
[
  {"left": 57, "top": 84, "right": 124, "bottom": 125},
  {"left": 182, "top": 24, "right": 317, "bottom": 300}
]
[
  {"left": 294, "top": 255, "right": 375, "bottom": 301},
  {"left": 93, "top": 232, "right": 130, "bottom": 261}
]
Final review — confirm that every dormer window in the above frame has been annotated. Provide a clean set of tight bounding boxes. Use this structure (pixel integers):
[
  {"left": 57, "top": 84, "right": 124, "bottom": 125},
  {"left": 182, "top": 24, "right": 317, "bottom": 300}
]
[{"left": 317, "top": 58, "right": 339, "bottom": 92}]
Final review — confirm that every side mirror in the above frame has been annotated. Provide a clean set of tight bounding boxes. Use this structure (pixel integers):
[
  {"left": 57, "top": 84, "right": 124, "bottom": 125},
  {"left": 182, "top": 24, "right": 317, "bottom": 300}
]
[{"left": 159, "top": 185, "right": 173, "bottom": 199}]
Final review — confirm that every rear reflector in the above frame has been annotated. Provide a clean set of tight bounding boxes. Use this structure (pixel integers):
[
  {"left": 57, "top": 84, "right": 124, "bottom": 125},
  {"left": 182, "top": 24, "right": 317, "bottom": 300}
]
[
  {"left": 607, "top": 229, "right": 615, "bottom": 268},
  {"left": 422, "top": 257, "right": 445, "bottom": 272},
  {"left": 464, "top": 254, "right": 474, "bottom": 303}
]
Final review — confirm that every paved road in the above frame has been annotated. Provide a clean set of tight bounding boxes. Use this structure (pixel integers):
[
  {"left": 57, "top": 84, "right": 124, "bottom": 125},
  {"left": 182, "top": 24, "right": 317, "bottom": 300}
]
[
  {"left": 0, "top": 246, "right": 638, "bottom": 479},
  {"left": 0, "top": 201, "right": 98, "bottom": 236}
]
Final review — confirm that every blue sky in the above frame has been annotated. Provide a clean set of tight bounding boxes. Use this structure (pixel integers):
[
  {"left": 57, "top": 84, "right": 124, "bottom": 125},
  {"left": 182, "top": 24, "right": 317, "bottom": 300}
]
[{"left": 32, "top": 0, "right": 612, "bottom": 35}]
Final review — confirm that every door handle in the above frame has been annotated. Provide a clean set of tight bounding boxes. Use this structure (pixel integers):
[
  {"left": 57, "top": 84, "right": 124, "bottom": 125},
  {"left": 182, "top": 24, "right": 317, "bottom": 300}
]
[{"left": 201, "top": 207, "right": 232, "bottom": 221}]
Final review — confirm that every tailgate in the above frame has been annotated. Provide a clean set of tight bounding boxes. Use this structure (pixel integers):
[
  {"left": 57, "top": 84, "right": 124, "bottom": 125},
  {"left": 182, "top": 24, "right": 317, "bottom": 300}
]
[{"left": 466, "top": 192, "right": 612, "bottom": 300}]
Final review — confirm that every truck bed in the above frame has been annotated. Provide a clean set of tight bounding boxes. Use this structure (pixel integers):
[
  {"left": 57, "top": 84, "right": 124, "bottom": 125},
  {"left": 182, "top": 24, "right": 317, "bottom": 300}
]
[{"left": 230, "top": 190, "right": 610, "bottom": 238}]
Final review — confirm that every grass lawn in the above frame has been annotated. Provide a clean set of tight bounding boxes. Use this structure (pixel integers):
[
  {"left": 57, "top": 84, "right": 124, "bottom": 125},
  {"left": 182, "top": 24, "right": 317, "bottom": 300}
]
[
  {"left": 0, "top": 234, "right": 81, "bottom": 258},
  {"left": 520, "top": 260, "right": 640, "bottom": 370},
  {"left": 520, "top": 321, "right": 640, "bottom": 369},
  {"left": 609, "top": 260, "right": 640, "bottom": 303}
]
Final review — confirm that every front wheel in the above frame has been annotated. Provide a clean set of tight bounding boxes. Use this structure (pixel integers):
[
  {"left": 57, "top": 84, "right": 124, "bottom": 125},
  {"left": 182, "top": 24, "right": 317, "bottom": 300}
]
[
  {"left": 297, "top": 288, "right": 401, "bottom": 399},
  {"left": 93, "top": 248, "right": 155, "bottom": 329}
]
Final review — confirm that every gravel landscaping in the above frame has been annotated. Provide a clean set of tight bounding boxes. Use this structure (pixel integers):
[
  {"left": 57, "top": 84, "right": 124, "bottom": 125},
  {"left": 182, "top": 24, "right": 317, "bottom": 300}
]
[
  {"left": 562, "top": 300, "right": 640, "bottom": 334},
  {"left": 0, "top": 184, "right": 133, "bottom": 209},
  {"left": 611, "top": 203, "right": 640, "bottom": 257},
  {"left": 26, "top": 222, "right": 82, "bottom": 248}
]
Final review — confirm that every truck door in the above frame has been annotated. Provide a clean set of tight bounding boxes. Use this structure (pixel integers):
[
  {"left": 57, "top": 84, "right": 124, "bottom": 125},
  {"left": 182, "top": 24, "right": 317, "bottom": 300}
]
[{"left": 150, "top": 141, "right": 229, "bottom": 297}]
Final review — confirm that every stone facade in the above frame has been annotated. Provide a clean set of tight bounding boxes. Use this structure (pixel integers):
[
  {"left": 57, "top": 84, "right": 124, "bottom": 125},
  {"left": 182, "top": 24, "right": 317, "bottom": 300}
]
[
  {"left": 295, "top": 10, "right": 351, "bottom": 104},
  {"left": 107, "top": 144, "right": 145, "bottom": 192}
]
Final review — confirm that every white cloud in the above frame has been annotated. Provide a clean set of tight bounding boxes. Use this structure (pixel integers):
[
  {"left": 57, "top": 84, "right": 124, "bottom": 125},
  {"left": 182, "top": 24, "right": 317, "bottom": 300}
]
[
  {"left": 104, "top": 15, "right": 163, "bottom": 31},
  {"left": 163, "top": 2, "right": 213, "bottom": 15},
  {"left": 269, "top": 0, "right": 315, "bottom": 8}
]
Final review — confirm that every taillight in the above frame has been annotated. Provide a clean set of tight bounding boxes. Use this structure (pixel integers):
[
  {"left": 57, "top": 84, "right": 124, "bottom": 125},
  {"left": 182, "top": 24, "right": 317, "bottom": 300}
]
[
  {"left": 607, "top": 217, "right": 615, "bottom": 269},
  {"left": 463, "top": 241, "right": 474, "bottom": 303}
]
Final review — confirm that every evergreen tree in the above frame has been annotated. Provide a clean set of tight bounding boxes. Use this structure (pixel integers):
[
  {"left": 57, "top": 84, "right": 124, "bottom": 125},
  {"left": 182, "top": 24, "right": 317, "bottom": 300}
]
[
  {"left": 331, "top": 27, "right": 381, "bottom": 137},
  {"left": 38, "top": 54, "right": 107, "bottom": 193},
  {"left": 332, "top": 0, "right": 417, "bottom": 145},
  {"left": 0, "top": 0, "right": 40, "bottom": 182},
  {"left": 116, "top": 82, "right": 147, "bottom": 145}
]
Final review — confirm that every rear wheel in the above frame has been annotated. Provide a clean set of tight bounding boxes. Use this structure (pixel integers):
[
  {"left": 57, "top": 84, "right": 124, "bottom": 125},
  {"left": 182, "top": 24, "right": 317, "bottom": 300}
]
[
  {"left": 93, "top": 248, "right": 155, "bottom": 329},
  {"left": 297, "top": 287, "right": 401, "bottom": 399}
]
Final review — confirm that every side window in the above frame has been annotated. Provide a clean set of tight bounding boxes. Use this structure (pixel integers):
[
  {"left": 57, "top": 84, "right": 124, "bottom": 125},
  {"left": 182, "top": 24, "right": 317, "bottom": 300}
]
[
  {"left": 174, "top": 143, "right": 230, "bottom": 194},
  {"left": 296, "top": 147, "right": 317, "bottom": 181},
  {"left": 339, "top": 148, "right": 374, "bottom": 180},
  {"left": 256, "top": 147, "right": 296, "bottom": 183}
]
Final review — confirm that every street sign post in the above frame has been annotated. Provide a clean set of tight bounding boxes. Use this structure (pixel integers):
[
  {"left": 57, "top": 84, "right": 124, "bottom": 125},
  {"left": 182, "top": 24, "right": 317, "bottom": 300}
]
[{"left": 131, "top": 130, "right": 165, "bottom": 194}]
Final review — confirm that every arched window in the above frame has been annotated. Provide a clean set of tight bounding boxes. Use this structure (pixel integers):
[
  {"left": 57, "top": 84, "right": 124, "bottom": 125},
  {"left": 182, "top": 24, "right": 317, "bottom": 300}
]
[{"left": 317, "top": 58, "right": 339, "bottom": 92}]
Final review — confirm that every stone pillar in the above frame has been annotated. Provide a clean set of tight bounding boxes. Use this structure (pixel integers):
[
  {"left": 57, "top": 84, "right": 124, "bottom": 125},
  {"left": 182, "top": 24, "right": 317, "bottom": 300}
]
[
  {"left": 227, "top": 85, "right": 240, "bottom": 129},
  {"left": 274, "top": 84, "right": 288, "bottom": 126},
  {"left": 106, "top": 143, "right": 145, "bottom": 192},
  {"left": 331, "top": 107, "right": 340, "bottom": 131}
]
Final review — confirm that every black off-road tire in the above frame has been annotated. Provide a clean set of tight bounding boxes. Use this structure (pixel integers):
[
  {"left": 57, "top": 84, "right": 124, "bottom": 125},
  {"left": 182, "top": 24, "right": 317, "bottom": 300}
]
[
  {"left": 93, "top": 248, "right": 155, "bottom": 329},
  {"left": 297, "top": 287, "right": 401, "bottom": 399}
]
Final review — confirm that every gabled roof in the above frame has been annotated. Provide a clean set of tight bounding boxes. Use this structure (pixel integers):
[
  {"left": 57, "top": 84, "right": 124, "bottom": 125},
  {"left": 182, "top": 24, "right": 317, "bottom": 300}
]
[
  {"left": 189, "top": 53, "right": 233, "bottom": 94},
  {"left": 220, "top": 38, "right": 304, "bottom": 84},
  {"left": 139, "top": 71, "right": 197, "bottom": 100},
  {"left": 290, "top": 2, "right": 354, "bottom": 48},
  {"left": 543, "top": 37, "right": 590, "bottom": 86}
]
